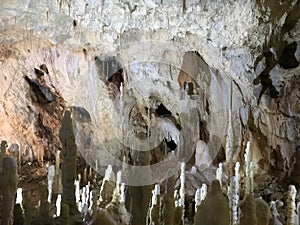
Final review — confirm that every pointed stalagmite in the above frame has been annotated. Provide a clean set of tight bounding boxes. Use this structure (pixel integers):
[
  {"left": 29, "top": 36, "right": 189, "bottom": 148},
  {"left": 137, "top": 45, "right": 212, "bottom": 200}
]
[
  {"left": 0, "top": 156, "right": 18, "bottom": 225},
  {"left": 194, "top": 180, "right": 230, "bottom": 225},
  {"left": 162, "top": 174, "right": 176, "bottom": 225},
  {"left": 128, "top": 150, "right": 153, "bottom": 225},
  {"left": 240, "top": 194, "right": 257, "bottom": 225},
  {"left": 59, "top": 110, "right": 78, "bottom": 215}
]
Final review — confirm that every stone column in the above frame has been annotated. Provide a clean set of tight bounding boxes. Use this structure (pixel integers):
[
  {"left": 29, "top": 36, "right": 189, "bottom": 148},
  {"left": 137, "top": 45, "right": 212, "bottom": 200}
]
[{"left": 59, "top": 110, "right": 77, "bottom": 215}]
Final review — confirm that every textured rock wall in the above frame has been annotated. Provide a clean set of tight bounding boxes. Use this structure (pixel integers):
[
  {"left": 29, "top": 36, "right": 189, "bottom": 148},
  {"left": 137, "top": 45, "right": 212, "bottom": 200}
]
[{"left": 0, "top": 0, "right": 299, "bottom": 190}]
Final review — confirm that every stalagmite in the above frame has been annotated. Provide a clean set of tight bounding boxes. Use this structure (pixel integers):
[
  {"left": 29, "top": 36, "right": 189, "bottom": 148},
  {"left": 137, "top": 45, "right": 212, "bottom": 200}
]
[
  {"left": 195, "top": 183, "right": 207, "bottom": 212},
  {"left": 47, "top": 164, "right": 55, "bottom": 203},
  {"left": 0, "top": 156, "right": 18, "bottom": 225},
  {"left": 239, "top": 194, "right": 257, "bottom": 225},
  {"left": 244, "top": 141, "right": 253, "bottom": 195},
  {"left": 195, "top": 188, "right": 201, "bottom": 212},
  {"left": 127, "top": 150, "right": 153, "bottom": 225},
  {"left": 98, "top": 165, "right": 116, "bottom": 208},
  {"left": 16, "top": 188, "right": 23, "bottom": 207},
  {"left": 255, "top": 197, "right": 272, "bottom": 225},
  {"left": 194, "top": 180, "right": 230, "bottom": 225},
  {"left": 287, "top": 185, "right": 297, "bottom": 225},
  {"left": 270, "top": 201, "right": 284, "bottom": 225},
  {"left": 75, "top": 179, "right": 80, "bottom": 209},
  {"left": 216, "top": 163, "right": 223, "bottom": 187},
  {"left": 112, "top": 171, "right": 122, "bottom": 203},
  {"left": 59, "top": 110, "right": 78, "bottom": 215},
  {"left": 88, "top": 209, "right": 117, "bottom": 225},
  {"left": 59, "top": 204, "right": 70, "bottom": 225},
  {"left": 150, "top": 184, "right": 160, "bottom": 225},
  {"left": 13, "top": 204, "right": 24, "bottom": 225},
  {"left": 232, "top": 162, "right": 240, "bottom": 225},
  {"left": 0, "top": 140, "right": 8, "bottom": 170},
  {"left": 56, "top": 194, "right": 62, "bottom": 217},
  {"left": 179, "top": 162, "right": 186, "bottom": 224}
]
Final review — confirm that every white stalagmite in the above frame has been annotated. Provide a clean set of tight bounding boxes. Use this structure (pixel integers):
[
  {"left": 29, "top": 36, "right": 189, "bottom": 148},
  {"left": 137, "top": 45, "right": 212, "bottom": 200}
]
[
  {"left": 174, "top": 190, "right": 179, "bottom": 207},
  {"left": 88, "top": 190, "right": 93, "bottom": 212},
  {"left": 151, "top": 184, "right": 160, "bottom": 206},
  {"left": 270, "top": 201, "right": 284, "bottom": 225},
  {"left": 55, "top": 194, "right": 62, "bottom": 217},
  {"left": 120, "top": 183, "right": 126, "bottom": 204},
  {"left": 195, "top": 188, "right": 201, "bottom": 212},
  {"left": 287, "top": 185, "right": 297, "bottom": 225},
  {"left": 16, "top": 188, "right": 23, "bottom": 206},
  {"left": 150, "top": 184, "right": 161, "bottom": 224},
  {"left": 195, "top": 184, "right": 207, "bottom": 212},
  {"left": 232, "top": 162, "right": 240, "bottom": 225},
  {"left": 244, "top": 141, "right": 251, "bottom": 195},
  {"left": 112, "top": 171, "right": 122, "bottom": 202},
  {"left": 200, "top": 183, "right": 208, "bottom": 202},
  {"left": 104, "top": 164, "right": 114, "bottom": 181},
  {"left": 216, "top": 163, "right": 223, "bottom": 187},
  {"left": 75, "top": 179, "right": 80, "bottom": 208},
  {"left": 179, "top": 162, "right": 186, "bottom": 224},
  {"left": 82, "top": 186, "right": 88, "bottom": 216},
  {"left": 225, "top": 94, "right": 233, "bottom": 166},
  {"left": 47, "top": 165, "right": 55, "bottom": 203}
]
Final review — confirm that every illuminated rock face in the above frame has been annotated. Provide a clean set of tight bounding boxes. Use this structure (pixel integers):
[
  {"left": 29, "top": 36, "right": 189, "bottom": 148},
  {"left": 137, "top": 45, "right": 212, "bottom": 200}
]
[{"left": 0, "top": 0, "right": 299, "bottom": 188}]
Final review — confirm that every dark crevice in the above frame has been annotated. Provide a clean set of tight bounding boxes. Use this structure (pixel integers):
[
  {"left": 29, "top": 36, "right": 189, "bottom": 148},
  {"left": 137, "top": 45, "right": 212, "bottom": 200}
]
[
  {"left": 95, "top": 55, "right": 124, "bottom": 91},
  {"left": 199, "top": 120, "right": 209, "bottom": 143},
  {"left": 107, "top": 69, "right": 124, "bottom": 88},
  {"left": 232, "top": 79, "right": 246, "bottom": 105},
  {"left": 24, "top": 76, "right": 56, "bottom": 104},
  {"left": 164, "top": 138, "right": 177, "bottom": 151},
  {"left": 253, "top": 50, "right": 280, "bottom": 104},
  {"left": 205, "top": 99, "right": 210, "bottom": 115},
  {"left": 155, "top": 103, "right": 172, "bottom": 116},
  {"left": 278, "top": 42, "right": 299, "bottom": 69},
  {"left": 212, "top": 146, "right": 226, "bottom": 166}
]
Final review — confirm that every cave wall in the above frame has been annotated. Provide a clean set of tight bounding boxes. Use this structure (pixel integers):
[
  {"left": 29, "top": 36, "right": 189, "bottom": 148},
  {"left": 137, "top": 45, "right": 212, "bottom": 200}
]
[{"left": 0, "top": 0, "right": 299, "bottom": 188}]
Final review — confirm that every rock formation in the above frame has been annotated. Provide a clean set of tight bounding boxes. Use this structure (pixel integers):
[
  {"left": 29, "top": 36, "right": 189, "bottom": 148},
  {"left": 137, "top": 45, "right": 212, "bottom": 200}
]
[{"left": 0, "top": 0, "right": 300, "bottom": 224}]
